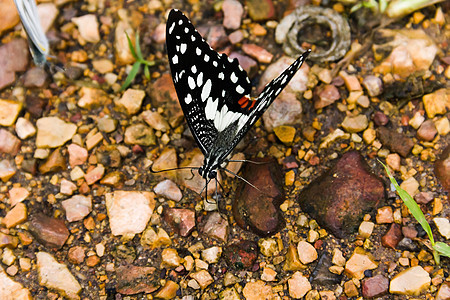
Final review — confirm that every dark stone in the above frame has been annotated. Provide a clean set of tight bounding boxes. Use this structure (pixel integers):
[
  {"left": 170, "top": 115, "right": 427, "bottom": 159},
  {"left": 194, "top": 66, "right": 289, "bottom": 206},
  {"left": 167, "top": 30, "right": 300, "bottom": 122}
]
[
  {"left": 65, "top": 66, "right": 83, "bottom": 80},
  {"left": 434, "top": 145, "right": 450, "bottom": 192},
  {"left": 233, "top": 157, "right": 285, "bottom": 236},
  {"left": 25, "top": 95, "right": 48, "bottom": 118},
  {"left": 116, "top": 265, "right": 159, "bottom": 295},
  {"left": 28, "top": 213, "right": 69, "bottom": 249},
  {"left": 381, "top": 223, "right": 403, "bottom": 249},
  {"left": 21, "top": 158, "right": 37, "bottom": 175},
  {"left": 397, "top": 237, "right": 419, "bottom": 252},
  {"left": 223, "top": 240, "right": 258, "bottom": 270},
  {"left": 298, "top": 151, "right": 385, "bottom": 238},
  {"left": 373, "top": 111, "right": 389, "bottom": 126},
  {"left": 377, "top": 126, "right": 414, "bottom": 157},
  {"left": 361, "top": 275, "right": 389, "bottom": 298},
  {"left": 112, "top": 244, "right": 136, "bottom": 264},
  {"left": 310, "top": 253, "right": 342, "bottom": 285},
  {"left": 246, "top": 0, "right": 275, "bottom": 21},
  {"left": 163, "top": 208, "right": 195, "bottom": 237}
]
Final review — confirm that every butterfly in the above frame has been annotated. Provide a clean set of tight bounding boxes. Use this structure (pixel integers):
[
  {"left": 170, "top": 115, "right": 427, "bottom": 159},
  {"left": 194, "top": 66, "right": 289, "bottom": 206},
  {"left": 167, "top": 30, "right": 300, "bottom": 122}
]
[
  {"left": 14, "top": 0, "right": 49, "bottom": 67},
  {"left": 162, "top": 9, "right": 310, "bottom": 191}
]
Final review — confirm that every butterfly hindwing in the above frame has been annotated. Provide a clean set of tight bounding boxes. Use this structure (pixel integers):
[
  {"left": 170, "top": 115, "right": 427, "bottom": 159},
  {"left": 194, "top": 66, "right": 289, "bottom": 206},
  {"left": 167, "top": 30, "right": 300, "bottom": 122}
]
[{"left": 166, "top": 9, "right": 252, "bottom": 154}]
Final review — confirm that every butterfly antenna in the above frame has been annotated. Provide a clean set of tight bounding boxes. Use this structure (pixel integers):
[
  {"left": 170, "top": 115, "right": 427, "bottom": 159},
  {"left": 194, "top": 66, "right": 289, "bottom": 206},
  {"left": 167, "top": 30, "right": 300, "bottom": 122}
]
[
  {"left": 221, "top": 168, "right": 262, "bottom": 193},
  {"left": 227, "top": 159, "right": 267, "bottom": 165},
  {"left": 150, "top": 165, "right": 200, "bottom": 173}
]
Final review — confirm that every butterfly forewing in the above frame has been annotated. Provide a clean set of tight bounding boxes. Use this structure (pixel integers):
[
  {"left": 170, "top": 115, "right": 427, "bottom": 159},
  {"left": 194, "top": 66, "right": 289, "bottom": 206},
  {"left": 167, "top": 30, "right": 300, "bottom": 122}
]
[{"left": 166, "top": 9, "right": 252, "bottom": 154}]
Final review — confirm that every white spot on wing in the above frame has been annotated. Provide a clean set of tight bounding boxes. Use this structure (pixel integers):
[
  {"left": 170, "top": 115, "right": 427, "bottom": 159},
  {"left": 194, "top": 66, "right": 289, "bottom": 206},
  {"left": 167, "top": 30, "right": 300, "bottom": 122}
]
[
  {"left": 185, "top": 93, "right": 192, "bottom": 104},
  {"left": 218, "top": 72, "right": 224, "bottom": 80},
  {"left": 197, "top": 72, "right": 203, "bottom": 87},
  {"left": 230, "top": 72, "right": 238, "bottom": 83},
  {"left": 236, "top": 85, "right": 244, "bottom": 94},
  {"left": 201, "top": 79, "right": 211, "bottom": 102},
  {"left": 172, "top": 55, "right": 178, "bottom": 64},
  {"left": 191, "top": 36, "right": 196, "bottom": 41},
  {"left": 168, "top": 22, "right": 175, "bottom": 34},
  {"left": 205, "top": 97, "right": 218, "bottom": 120},
  {"left": 196, "top": 47, "right": 201, "bottom": 56},
  {"left": 180, "top": 43, "right": 187, "bottom": 54},
  {"left": 188, "top": 76, "right": 195, "bottom": 89},
  {"left": 204, "top": 55, "right": 210, "bottom": 62},
  {"left": 184, "top": 27, "right": 189, "bottom": 33},
  {"left": 213, "top": 61, "right": 218, "bottom": 67},
  {"left": 178, "top": 20, "right": 183, "bottom": 25},
  {"left": 191, "top": 65, "right": 197, "bottom": 73}
]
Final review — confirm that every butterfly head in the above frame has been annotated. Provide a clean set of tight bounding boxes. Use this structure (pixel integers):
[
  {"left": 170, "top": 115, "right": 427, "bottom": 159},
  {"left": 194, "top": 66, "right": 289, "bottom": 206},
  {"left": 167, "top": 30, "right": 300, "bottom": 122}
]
[{"left": 198, "top": 158, "right": 218, "bottom": 180}]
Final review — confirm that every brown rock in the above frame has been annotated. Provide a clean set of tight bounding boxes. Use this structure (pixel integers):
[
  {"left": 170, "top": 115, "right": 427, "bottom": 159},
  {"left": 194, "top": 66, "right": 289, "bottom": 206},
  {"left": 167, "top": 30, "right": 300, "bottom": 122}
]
[
  {"left": 381, "top": 223, "right": 403, "bottom": 249},
  {"left": 68, "top": 246, "right": 85, "bottom": 264},
  {"left": 0, "top": 232, "right": 19, "bottom": 248},
  {"left": 86, "top": 255, "right": 100, "bottom": 267},
  {"left": 23, "top": 67, "right": 48, "bottom": 88},
  {"left": 25, "top": 96, "right": 48, "bottom": 118},
  {"left": 68, "top": 144, "right": 88, "bottom": 167},
  {"left": 233, "top": 158, "right": 284, "bottom": 236},
  {"left": 206, "top": 25, "right": 229, "bottom": 49},
  {"left": 417, "top": 120, "right": 437, "bottom": 141},
  {"left": 0, "top": 39, "right": 29, "bottom": 90},
  {"left": 2, "top": 203, "right": 27, "bottom": 228},
  {"left": 163, "top": 208, "right": 195, "bottom": 237},
  {"left": 39, "top": 148, "right": 66, "bottom": 174},
  {"left": 28, "top": 213, "right": 69, "bottom": 249},
  {"left": 377, "top": 126, "right": 414, "bottom": 157},
  {"left": 298, "top": 151, "right": 384, "bottom": 238},
  {"left": 362, "top": 275, "right": 389, "bottom": 298},
  {"left": 246, "top": 0, "right": 275, "bottom": 21},
  {"left": 434, "top": 145, "right": 450, "bottom": 192},
  {"left": 116, "top": 265, "right": 158, "bottom": 295},
  {"left": 223, "top": 240, "right": 258, "bottom": 270},
  {"left": 314, "top": 84, "right": 340, "bottom": 109},
  {"left": 0, "top": 0, "right": 19, "bottom": 35},
  {"left": 0, "top": 129, "right": 21, "bottom": 155},
  {"left": 199, "top": 212, "right": 229, "bottom": 242}
]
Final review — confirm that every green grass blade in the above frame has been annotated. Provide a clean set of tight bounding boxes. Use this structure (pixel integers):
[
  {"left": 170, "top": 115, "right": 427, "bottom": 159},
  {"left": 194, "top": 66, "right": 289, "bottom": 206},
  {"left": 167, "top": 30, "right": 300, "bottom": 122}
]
[
  {"left": 379, "top": 160, "right": 435, "bottom": 245},
  {"left": 143, "top": 60, "right": 156, "bottom": 67},
  {"left": 125, "top": 31, "right": 138, "bottom": 60},
  {"left": 135, "top": 31, "right": 144, "bottom": 61},
  {"left": 434, "top": 242, "right": 450, "bottom": 258},
  {"left": 120, "top": 62, "right": 141, "bottom": 91},
  {"left": 144, "top": 65, "right": 150, "bottom": 80}
]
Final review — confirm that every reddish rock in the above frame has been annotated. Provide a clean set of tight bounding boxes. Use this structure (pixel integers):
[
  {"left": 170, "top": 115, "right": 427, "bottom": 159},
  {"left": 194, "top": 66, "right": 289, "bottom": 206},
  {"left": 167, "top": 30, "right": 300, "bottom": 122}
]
[
  {"left": 0, "top": 232, "right": 19, "bottom": 248},
  {"left": 435, "top": 145, "right": 450, "bottom": 192},
  {"left": 222, "top": 0, "right": 244, "bottom": 30},
  {"left": 362, "top": 275, "right": 389, "bottom": 298},
  {"left": 233, "top": 158, "right": 285, "bottom": 236},
  {"left": 402, "top": 226, "right": 418, "bottom": 239},
  {"left": 68, "top": 246, "right": 86, "bottom": 264},
  {"left": 206, "top": 25, "right": 229, "bottom": 50},
  {"left": 0, "top": 129, "right": 21, "bottom": 155},
  {"left": 417, "top": 120, "right": 437, "bottom": 141},
  {"left": 116, "top": 265, "right": 159, "bottom": 295},
  {"left": 228, "top": 30, "right": 244, "bottom": 44},
  {"left": 0, "top": 38, "right": 29, "bottom": 90},
  {"left": 28, "top": 213, "right": 69, "bottom": 249},
  {"left": 68, "top": 144, "right": 88, "bottom": 167},
  {"left": 163, "top": 208, "right": 195, "bottom": 237},
  {"left": 381, "top": 223, "right": 403, "bottom": 249},
  {"left": 377, "top": 126, "right": 414, "bottom": 157},
  {"left": 23, "top": 67, "right": 48, "bottom": 88},
  {"left": 242, "top": 44, "right": 273, "bottom": 64},
  {"left": 223, "top": 240, "right": 258, "bottom": 270},
  {"left": 298, "top": 151, "right": 385, "bottom": 238},
  {"left": 199, "top": 212, "right": 229, "bottom": 242},
  {"left": 414, "top": 191, "right": 434, "bottom": 204},
  {"left": 314, "top": 84, "right": 340, "bottom": 109}
]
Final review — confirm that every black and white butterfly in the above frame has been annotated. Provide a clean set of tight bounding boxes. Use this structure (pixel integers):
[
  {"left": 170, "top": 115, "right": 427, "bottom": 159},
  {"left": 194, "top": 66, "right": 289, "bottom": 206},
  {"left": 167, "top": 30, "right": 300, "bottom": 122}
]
[{"left": 162, "top": 9, "right": 310, "bottom": 191}]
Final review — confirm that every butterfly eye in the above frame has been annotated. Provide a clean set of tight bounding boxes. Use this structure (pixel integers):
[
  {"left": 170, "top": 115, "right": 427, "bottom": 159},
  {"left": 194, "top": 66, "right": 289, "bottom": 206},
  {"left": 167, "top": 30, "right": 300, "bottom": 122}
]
[
  {"left": 208, "top": 170, "right": 217, "bottom": 179},
  {"left": 198, "top": 166, "right": 204, "bottom": 176}
]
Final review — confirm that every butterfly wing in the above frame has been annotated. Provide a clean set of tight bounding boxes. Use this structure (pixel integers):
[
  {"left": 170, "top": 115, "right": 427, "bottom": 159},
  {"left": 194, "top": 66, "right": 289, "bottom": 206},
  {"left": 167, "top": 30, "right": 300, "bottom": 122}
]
[
  {"left": 219, "top": 50, "right": 311, "bottom": 159},
  {"left": 166, "top": 9, "right": 252, "bottom": 155}
]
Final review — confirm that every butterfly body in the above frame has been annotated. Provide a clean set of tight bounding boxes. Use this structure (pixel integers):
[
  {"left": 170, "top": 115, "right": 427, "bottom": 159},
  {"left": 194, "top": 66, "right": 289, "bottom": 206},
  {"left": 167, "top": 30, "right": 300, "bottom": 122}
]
[{"left": 166, "top": 9, "right": 310, "bottom": 185}]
